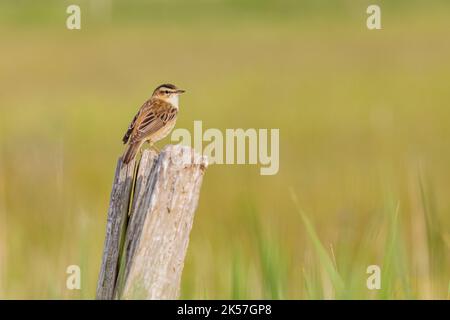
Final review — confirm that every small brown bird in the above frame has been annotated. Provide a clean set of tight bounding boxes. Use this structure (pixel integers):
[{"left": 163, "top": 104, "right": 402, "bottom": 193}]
[{"left": 122, "top": 84, "right": 185, "bottom": 164}]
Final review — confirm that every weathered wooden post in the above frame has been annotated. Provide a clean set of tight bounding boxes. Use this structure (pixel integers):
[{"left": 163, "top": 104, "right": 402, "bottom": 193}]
[{"left": 96, "top": 145, "right": 208, "bottom": 300}]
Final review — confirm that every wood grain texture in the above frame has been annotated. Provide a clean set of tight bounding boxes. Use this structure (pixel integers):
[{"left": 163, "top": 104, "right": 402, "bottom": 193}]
[
  {"left": 113, "top": 149, "right": 159, "bottom": 298},
  {"left": 96, "top": 157, "right": 136, "bottom": 300},
  {"left": 96, "top": 145, "right": 208, "bottom": 300},
  {"left": 120, "top": 145, "right": 208, "bottom": 299}
]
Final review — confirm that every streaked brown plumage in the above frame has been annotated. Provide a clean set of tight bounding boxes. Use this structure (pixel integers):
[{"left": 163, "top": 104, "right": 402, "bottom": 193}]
[{"left": 122, "top": 84, "right": 185, "bottom": 164}]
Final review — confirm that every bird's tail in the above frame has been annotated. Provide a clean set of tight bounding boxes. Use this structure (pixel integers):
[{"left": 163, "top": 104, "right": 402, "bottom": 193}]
[{"left": 122, "top": 142, "right": 141, "bottom": 165}]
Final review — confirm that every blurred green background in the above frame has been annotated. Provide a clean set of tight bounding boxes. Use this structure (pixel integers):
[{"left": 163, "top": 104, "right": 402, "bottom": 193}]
[{"left": 0, "top": 0, "right": 449, "bottom": 299}]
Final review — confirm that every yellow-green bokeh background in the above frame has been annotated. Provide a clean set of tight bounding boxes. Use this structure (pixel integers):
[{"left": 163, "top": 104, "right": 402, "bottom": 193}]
[{"left": 0, "top": 0, "right": 449, "bottom": 299}]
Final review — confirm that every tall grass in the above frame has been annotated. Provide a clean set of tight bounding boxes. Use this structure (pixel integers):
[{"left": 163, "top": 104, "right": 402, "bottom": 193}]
[
  {"left": 218, "top": 184, "right": 449, "bottom": 300},
  {"left": 290, "top": 189, "right": 345, "bottom": 298},
  {"left": 194, "top": 179, "right": 449, "bottom": 300}
]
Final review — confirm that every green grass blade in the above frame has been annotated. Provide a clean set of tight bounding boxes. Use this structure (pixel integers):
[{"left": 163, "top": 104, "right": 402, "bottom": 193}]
[{"left": 290, "top": 188, "right": 345, "bottom": 297}]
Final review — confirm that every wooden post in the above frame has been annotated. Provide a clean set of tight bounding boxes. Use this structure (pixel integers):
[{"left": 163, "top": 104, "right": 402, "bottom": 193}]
[{"left": 96, "top": 145, "right": 208, "bottom": 300}]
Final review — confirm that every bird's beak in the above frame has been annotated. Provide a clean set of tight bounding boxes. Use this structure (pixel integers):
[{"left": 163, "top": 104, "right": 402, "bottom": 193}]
[{"left": 176, "top": 89, "right": 186, "bottom": 94}]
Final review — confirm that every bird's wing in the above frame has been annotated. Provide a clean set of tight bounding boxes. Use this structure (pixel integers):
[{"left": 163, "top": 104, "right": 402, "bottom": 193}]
[
  {"left": 122, "top": 100, "right": 150, "bottom": 144},
  {"left": 129, "top": 99, "right": 178, "bottom": 144},
  {"left": 122, "top": 110, "right": 140, "bottom": 144}
]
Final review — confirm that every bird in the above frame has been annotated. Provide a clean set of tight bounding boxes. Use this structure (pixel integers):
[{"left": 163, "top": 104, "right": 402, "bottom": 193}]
[{"left": 122, "top": 84, "right": 185, "bottom": 164}]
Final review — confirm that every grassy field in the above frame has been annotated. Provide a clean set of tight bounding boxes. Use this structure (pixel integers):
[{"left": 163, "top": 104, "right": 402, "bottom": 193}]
[{"left": 0, "top": 1, "right": 449, "bottom": 299}]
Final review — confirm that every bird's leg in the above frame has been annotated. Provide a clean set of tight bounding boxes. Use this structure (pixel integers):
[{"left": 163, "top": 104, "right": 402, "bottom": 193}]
[{"left": 149, "top": 141, "right": 160, "bottom": 153}]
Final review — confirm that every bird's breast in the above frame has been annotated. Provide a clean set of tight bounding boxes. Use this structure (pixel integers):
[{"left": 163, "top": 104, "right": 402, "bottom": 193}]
[{"left": 150, "top": 119, "right": 177, "bottom": 142}]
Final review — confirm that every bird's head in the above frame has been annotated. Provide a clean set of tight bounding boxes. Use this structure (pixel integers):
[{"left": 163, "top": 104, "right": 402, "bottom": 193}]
[{"left": 152, "top": 84, "right": 185, "bottom": 107}]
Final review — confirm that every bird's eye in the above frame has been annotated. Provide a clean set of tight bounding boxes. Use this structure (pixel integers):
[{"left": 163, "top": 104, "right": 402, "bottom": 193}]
[{"left": 165, "top": 90, "right": 169, "bottom": 94}]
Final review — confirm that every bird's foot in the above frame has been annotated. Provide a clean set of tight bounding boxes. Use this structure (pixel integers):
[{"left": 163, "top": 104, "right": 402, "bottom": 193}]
[
  {"left": 145, "top": 140, "right": 160, "bottom": 153},
  {"left": 151, "top": 145, "right": 160, "bottom": 153}
]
